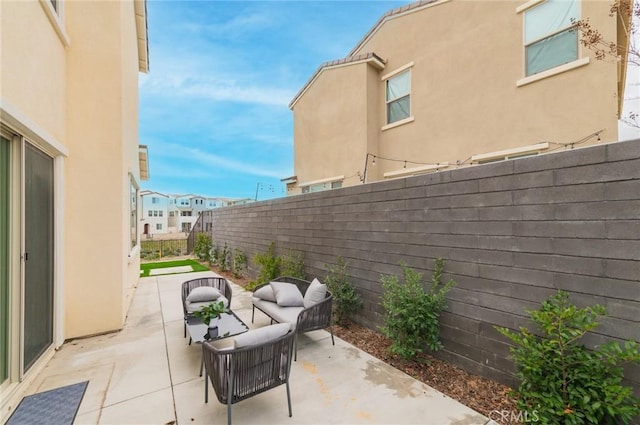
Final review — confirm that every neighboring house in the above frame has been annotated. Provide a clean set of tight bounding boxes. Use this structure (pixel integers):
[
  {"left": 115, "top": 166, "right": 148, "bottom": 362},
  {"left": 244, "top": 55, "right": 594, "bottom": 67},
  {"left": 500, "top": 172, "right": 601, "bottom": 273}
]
[
  {"left": 288, "top": 0, "right": 632, "bottom": 194},
  {"left": 140, "top": 190, "right": 169, "bottom": 237},
  {"left": 148, "top": 192, "right": 241, "bottom": 235},
  {"left": 0, "top": 0, "right": 149, "bottom": 416},
  {"left": 169, "top": 194, "right": 198, "bottom": 233}
]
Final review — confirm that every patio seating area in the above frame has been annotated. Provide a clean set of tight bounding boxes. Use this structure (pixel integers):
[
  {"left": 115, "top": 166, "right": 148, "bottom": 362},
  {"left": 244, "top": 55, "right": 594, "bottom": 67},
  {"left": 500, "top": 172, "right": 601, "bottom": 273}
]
[{"left": 19, "top": 271, "right": 493, "bottom": 424}]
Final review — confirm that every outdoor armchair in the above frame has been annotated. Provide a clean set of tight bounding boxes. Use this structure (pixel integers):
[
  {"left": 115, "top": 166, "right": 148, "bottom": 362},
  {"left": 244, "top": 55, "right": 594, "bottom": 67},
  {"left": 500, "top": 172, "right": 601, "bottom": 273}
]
[
  {"left": 203, "top": 324, "right": 295, "bottom": 425},
  {"left": 181, "top": 277, "right": 232, "bottom": 338}
]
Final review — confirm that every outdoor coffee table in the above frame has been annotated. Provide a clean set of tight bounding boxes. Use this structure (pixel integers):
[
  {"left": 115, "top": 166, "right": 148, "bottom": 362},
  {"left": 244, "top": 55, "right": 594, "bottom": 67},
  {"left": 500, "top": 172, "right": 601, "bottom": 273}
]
[{"left": 185, "top": 310, "right": 249, "bottom": 376}]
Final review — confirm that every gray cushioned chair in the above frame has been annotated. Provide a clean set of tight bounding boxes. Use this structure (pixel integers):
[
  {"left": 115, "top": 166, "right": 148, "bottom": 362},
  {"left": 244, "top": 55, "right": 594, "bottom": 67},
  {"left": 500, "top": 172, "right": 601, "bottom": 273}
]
[
  {"left": 203, "top": 326, "right": 295, "bottom": 425},
  {"left": 181, "top": 277, "right": 232, "bottom": 338}
]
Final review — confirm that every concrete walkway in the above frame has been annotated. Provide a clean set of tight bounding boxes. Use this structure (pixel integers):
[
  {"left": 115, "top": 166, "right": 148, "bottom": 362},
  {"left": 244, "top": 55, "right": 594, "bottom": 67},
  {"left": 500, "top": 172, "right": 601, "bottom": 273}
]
[{"left": 23, "top": 271, "right": 493, "bottom": 425}]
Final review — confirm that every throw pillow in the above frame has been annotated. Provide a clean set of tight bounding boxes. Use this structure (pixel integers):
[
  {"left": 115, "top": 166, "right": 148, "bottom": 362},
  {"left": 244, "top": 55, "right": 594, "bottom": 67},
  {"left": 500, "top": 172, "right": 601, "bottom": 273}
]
[
  {"left": 270, "top": 281, "right": 304, "bottom": 307},
  {"left": 186, "top": 286, "right": 221, "bottom": 303},
  {"left": 303, "top": 278, "right": 327, "bottom": 308},
  {"left": 254, "top": 284, "right": 277, "bottom": 302},
  {"left": 234, "top": 323, "right": 290, "bottom": 348}
]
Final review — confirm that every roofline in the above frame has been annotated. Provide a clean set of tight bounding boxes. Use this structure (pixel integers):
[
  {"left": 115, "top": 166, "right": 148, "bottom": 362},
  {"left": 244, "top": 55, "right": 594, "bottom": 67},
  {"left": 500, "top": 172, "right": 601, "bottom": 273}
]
[
  {"left": 134, "top": 0, "right": 150, "bottom": 73},
  {"left": 141, "top": 190, "right": 168, "bottom": 197},
  {"left": 289, "top": 52, "right": 386, "bottom": 110},
  {"left": 348, "top": 0, "right": 447, "bottom": 57},
  {"left": 616, "top": 2, "right": 633, "bottom": 118}
]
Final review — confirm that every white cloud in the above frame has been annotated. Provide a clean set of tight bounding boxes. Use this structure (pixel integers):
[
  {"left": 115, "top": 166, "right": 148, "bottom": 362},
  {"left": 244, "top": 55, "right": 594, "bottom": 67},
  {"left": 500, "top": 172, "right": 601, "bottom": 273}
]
[{"left": 153, "top": 142, "right": 290, "bottom": 179}]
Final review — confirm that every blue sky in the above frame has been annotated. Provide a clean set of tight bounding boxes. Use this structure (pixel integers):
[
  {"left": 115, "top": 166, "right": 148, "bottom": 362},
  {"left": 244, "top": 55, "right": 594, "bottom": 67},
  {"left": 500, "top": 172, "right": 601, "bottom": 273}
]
[{"left": 139, "top": 0, "right": 409, "bottom": 201}]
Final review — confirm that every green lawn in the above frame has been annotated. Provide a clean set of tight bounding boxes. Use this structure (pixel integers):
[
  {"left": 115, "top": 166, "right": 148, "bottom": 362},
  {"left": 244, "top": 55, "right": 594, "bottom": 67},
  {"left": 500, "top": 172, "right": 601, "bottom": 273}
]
[{"left": 140, "top": 259, "right": 209, "bottom": 277}]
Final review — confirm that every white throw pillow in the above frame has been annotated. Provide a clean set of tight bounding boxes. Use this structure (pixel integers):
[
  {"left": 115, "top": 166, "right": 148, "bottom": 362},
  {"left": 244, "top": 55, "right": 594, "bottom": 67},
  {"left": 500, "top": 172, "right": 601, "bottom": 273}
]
[
  {"left": 270, "top": 281, "right": 304, "bottom": 307},
  {"left": 254, "top": 284, "right": 277, "bottom": 302},
  {"left": 186, "top": 286, "right": 221, "bottom": 303},
  {"left": 303, "top": 278, "right": 328, "bottom": 308},
  {"left": 234, "top": 323, "right": 290, "bottom": 348}
]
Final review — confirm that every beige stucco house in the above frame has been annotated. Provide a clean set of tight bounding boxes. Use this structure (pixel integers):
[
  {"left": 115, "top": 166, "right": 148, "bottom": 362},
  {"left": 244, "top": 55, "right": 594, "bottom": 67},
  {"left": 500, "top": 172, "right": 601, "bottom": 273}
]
[
  {"left": 288, "top": 0, "right": 632, "bottom": 194},
  {"left": 1, "top": 0, "right": 149, "bottom": 416}
]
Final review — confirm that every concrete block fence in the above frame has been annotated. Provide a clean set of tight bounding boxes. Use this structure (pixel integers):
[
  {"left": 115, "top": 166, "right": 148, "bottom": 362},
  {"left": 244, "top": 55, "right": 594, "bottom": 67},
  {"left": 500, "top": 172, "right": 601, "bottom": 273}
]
[{"left": 207, "top": 140, "right": 640, "bottom": 393}]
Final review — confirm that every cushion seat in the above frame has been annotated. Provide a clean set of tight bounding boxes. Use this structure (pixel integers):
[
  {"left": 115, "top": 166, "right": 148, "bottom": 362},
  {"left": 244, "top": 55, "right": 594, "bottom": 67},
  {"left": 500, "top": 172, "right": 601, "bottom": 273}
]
[{"left": 252, "top": 298, "right": 303, "bottom": 330}]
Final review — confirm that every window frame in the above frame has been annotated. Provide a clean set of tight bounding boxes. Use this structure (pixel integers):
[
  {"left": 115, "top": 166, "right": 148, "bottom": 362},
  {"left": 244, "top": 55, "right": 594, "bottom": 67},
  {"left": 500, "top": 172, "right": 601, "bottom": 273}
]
[
  {"left": 129, "top": 175, "right": 139, "bottom": 250},
  {"left": 519, "top": 0, "right": 582, "bottom": 79},
  {"left": 381, "top": 63, "right": 415, "bottom": 130},
  {"left": 385, "top": 70, "right": 411, "bottom": 125}
]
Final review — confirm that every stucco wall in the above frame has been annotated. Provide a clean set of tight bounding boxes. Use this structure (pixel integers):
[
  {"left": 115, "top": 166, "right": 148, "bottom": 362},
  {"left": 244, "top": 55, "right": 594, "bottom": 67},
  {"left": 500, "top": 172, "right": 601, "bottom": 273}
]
[
  {"left": 291, "top": 0, "right": 622, "bottom": 189},
  {"left": 208, "top": 140, "right": 640, "bottom": 392},
  {"left": 293, "top": 62, "right": 374, "bottom": 189}
]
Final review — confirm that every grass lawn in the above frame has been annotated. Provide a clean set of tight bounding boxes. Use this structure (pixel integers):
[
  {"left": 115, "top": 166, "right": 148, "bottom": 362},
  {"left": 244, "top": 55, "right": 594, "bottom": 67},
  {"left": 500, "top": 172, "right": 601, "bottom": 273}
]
[{"left": 140, "top": 259, "right": 209, "bottom": 277}]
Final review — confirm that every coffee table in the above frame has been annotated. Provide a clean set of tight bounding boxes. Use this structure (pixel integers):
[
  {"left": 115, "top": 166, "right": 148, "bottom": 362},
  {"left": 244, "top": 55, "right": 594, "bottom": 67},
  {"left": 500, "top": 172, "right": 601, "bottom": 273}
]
[{"left": 185, "top": 310, "right": 249, "bottom": 376}]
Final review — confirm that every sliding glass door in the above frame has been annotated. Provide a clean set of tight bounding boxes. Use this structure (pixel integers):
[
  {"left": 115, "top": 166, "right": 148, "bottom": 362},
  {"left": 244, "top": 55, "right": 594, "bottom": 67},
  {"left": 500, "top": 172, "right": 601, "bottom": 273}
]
[{"left": 23, "top": 143, "right": 54, "bottom": 372}]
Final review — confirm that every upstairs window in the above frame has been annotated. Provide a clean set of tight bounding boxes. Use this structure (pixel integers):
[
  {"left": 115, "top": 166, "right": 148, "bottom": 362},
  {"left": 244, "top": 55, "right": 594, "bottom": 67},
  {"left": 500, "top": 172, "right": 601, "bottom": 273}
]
[
  {"left": 524, "top": 0, "right": 580, "bottom": 76},
  {"left": 386, "top": 70, "right": 411, "bottom": 124}
]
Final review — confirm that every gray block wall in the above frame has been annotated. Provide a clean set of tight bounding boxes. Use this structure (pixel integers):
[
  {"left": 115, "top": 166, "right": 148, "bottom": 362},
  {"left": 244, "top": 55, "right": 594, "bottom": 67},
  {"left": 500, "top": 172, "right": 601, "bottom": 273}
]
[{"left": 208, "top": 140, "right": 640, "bottom": 392}]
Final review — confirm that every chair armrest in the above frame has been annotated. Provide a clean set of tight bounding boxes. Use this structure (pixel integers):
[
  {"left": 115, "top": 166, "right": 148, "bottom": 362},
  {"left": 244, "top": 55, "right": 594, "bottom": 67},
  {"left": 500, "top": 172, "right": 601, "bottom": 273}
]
[{"left": 296, "top": 292, "right": 333, "bottom": 333}]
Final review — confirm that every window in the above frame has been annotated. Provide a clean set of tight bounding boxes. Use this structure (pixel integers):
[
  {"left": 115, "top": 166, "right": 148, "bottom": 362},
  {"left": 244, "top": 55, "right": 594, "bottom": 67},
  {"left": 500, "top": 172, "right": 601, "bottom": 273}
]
[
  {"left": 159, "top": 211, "right": 163, "bottom": 217},
  {"left": 151, "top": 197, "right": 159, "bottom": 204},
  {"left": 153, "top": 210, "right": 158, "bottom": 217},
  {"left": 130, "top": 176, "right": 138, "bottom": 249},
  {"left": 148, "top": 210, "right": 152, "bottom": 217},
  {"left": 386, "top": 70, "right": 411, "bottom": 124},
  {"left": 156, "top": 224, "right": 162, "bottom": 231},
  {"left": 181, "top": 211, "right": 192, "bottom": 217},
  {"left": 169, "top": 211, "right": 175, "bottom": 217},
  {"left": 301, "top": 181, "right": 342, "bottom": 193},
  {"left": 524, "top": 0, "right": 579, "bottom": 76}
]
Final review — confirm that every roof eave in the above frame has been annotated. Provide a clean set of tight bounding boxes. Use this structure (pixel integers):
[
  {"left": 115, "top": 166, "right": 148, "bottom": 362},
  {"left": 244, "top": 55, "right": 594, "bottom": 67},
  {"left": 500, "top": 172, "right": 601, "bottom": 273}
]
[
  {"left": 134, "top": 0, "right": 150, "bottom": 73},
  {"left": 349, "top": 0, "right": 446, "bottom": 57},
  {"left": 289, "top": 53, "right": 386, "bottom": 110}
]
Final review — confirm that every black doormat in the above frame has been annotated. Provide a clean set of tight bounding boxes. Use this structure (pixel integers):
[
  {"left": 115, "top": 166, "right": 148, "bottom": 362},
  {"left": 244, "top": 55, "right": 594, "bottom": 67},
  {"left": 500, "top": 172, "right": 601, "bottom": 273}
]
[{"left": 6, "top": 381, "right": 89, "bottom": 425}]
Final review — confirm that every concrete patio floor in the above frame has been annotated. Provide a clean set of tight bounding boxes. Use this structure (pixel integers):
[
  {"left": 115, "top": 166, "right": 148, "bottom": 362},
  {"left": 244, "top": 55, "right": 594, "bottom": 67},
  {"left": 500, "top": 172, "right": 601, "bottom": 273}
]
[{"left": 22, "top": 271, "right": 494, "bottom": 425}]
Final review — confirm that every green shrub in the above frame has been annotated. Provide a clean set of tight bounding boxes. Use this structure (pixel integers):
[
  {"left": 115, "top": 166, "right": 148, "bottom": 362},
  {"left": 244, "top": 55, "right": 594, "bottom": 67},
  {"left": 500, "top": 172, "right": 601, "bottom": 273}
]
[
  {"left": 193, "top": 233, "right": 212, "bottom": 262},
  {"left": 248, "top": 242, "right": 280, "bottom": 291},
  {"left": 496, "top": 291, "right": 640, "bottom": 424},
  {"left": 232, "top": 248, "right": 247, "bottom": 278},
  {"left": 210, "top": 244, "right": 220, "bottom": 266},
  {"left": 324, "top": 257, "right": 362, "bottom": 326},
  {"left": 380, "top": 259, "right": 455, "bottom": 360},
  {"left": 219, "top": 243, "right": 230, "bottom": 271},
  {"left": 280, "top": 250, "right": 306, "bottom": 279}
]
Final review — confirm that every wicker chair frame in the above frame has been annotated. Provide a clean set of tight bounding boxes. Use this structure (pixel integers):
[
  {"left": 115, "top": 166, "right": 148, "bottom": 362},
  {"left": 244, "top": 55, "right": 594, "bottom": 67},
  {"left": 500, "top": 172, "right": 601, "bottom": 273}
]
[
  {"left": 181, "top": 277, "right": 233, "bottom": 338},
  {"left": 203, "top": 330, "right": 295, "bottom": 425},
  {"left": 251, "top": 276, "right": 335, "bottom": 360}
]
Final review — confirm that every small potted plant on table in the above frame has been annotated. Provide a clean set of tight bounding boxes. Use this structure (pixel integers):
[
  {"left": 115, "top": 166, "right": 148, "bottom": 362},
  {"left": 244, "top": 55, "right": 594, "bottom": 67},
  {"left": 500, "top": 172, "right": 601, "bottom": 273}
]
[{"left": 194, "top": 300, "right": 229, "bottom": 339}]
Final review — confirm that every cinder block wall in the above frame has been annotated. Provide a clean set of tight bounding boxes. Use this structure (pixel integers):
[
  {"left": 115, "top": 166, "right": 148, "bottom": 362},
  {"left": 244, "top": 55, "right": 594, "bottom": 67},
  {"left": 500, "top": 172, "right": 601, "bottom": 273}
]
[{"left": 209, "top": 140, "right": 639, "bottom": 391}]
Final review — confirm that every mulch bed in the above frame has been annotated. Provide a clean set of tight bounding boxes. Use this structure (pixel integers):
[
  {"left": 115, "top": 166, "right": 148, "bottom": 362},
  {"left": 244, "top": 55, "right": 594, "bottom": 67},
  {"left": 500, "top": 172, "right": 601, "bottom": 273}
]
[{"left": 204, "top": 263, "right": 520, "bottom": 424}]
